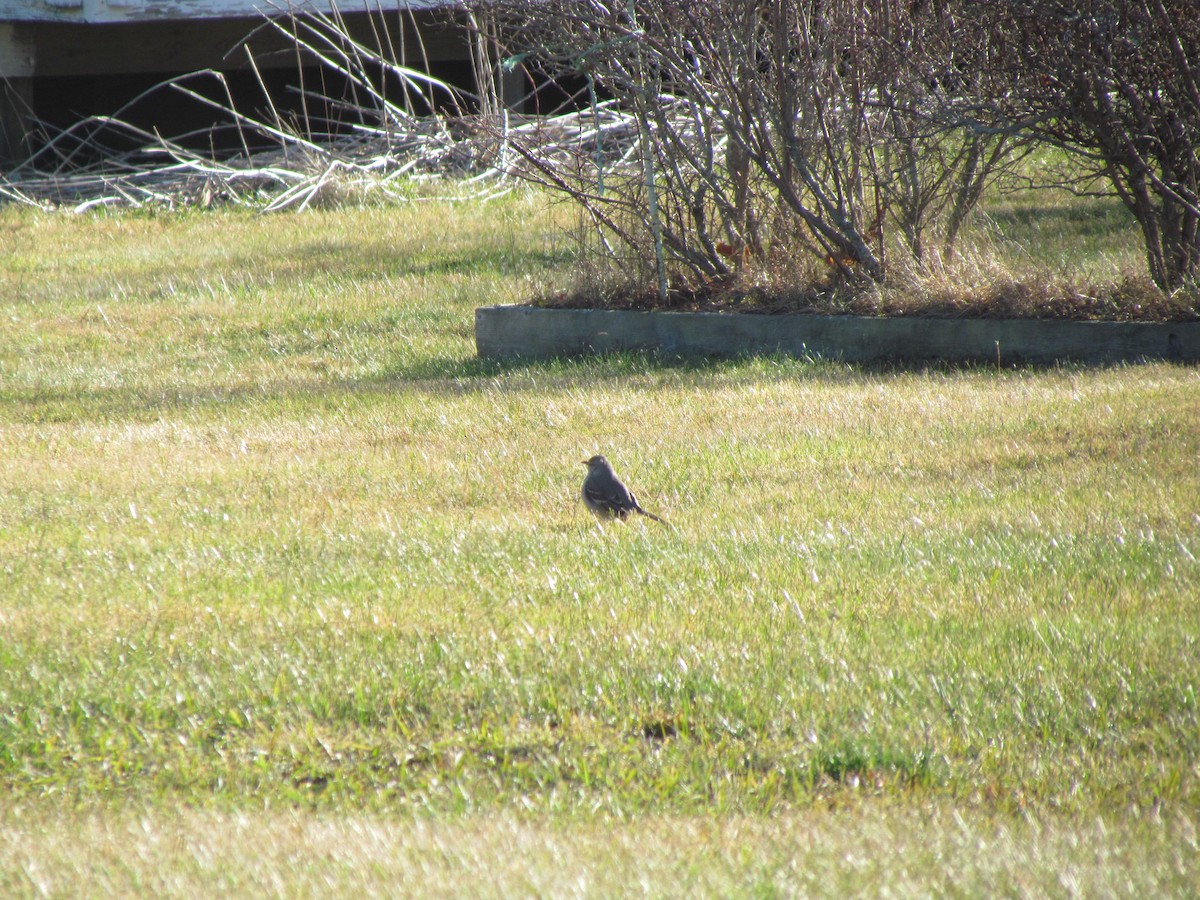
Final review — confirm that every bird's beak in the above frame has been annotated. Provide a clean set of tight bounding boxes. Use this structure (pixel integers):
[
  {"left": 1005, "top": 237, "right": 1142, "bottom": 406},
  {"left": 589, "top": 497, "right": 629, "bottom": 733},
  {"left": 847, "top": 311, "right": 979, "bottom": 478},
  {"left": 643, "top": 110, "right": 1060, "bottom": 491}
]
[{"left": 581, "top": 459, "right": 589, "bottom": 466}]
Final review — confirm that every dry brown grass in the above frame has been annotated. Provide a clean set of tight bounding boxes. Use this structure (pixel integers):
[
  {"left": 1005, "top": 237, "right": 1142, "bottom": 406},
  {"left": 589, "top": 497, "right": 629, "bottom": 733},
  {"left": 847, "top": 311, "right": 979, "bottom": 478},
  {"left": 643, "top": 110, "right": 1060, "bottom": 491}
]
[{"left": 536, "top": 190, "right": 1200, "bottom": 321}]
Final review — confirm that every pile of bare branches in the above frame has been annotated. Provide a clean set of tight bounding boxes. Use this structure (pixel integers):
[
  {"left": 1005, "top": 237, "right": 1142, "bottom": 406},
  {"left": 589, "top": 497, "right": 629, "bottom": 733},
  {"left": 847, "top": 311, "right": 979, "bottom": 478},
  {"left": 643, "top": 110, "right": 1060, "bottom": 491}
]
[
  {"left": 0, "top": 4, "right": 722, "bottom": 215},
  {"left": 0, "top": 7, "right": 498, "bottom": 211},
  {"left": 0, "top": 99, "right": 507, "bottom": 213}
]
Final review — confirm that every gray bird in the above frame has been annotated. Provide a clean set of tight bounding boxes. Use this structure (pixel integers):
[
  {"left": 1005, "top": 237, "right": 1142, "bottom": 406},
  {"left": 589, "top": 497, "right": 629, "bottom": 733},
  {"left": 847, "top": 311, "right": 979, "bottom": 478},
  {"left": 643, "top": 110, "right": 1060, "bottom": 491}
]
[{"left": 581, "top": 454, "right": 665, "bottom": 523}]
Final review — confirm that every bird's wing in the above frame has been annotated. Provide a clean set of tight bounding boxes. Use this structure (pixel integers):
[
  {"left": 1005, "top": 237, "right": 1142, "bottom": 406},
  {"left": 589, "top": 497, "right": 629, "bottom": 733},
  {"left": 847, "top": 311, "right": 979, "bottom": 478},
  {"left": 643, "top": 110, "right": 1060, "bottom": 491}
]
[
  {"left": 586, "top": 476, "right": 631, "bottom": 509},
  {"left": 583, "top": 481, "right": 611, "bottom": 508},
  {"left": 609, "top": 484, "right": 638, "bottom": 511}
]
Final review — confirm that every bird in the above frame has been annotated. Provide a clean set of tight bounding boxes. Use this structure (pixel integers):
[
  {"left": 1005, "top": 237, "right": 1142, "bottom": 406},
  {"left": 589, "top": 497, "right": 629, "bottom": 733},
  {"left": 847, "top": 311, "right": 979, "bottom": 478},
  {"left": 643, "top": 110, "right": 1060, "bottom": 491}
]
[{"left": 581, "top": 454, "right": 665, "bottom": 523}]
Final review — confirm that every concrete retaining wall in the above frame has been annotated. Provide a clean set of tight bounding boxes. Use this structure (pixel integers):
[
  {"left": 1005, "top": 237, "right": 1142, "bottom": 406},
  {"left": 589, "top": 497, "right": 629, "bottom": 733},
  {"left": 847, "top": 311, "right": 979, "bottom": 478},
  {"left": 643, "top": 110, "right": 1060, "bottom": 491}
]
[{"left": 476, "top": 305, "right": 1200, "bottom": 365}]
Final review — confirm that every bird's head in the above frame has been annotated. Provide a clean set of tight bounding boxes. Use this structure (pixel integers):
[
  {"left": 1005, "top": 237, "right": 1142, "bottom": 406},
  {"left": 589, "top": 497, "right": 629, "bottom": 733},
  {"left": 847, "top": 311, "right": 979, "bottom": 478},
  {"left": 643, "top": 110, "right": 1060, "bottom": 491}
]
[{"left": 583, "top": 454, "right": 610, "bottom": 470}]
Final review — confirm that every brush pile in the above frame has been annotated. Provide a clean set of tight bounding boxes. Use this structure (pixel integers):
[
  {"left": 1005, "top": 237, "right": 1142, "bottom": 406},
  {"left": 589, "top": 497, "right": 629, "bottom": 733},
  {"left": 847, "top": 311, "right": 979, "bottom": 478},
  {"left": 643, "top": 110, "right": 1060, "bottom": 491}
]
[{"left": 0, "top": 6, "right": 659, "bottom": 213}]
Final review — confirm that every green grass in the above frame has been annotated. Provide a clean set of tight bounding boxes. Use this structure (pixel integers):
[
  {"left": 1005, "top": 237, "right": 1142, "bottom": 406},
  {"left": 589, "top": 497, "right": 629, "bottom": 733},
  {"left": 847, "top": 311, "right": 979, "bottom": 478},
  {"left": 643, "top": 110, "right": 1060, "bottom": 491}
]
[
  {"left": 986, "top": 192, "right": 1143, "bottom": 273},
  {"left": 1, "top": 193, "right": 1198, "bottom": 895}
]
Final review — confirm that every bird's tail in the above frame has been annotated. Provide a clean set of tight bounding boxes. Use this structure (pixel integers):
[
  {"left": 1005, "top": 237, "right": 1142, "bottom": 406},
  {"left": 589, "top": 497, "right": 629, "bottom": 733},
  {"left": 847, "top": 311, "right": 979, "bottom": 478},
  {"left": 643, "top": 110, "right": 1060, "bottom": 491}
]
[{"left": 636, "top": 506, "right": 667, "bottom": 525}]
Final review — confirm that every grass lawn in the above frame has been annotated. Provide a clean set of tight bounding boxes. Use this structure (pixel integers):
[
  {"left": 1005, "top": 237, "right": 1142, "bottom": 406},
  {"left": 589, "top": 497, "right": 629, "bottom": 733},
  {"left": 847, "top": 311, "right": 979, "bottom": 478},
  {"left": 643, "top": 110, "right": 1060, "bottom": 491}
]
[{"left": 0, "top": 191, "right": 1198, "bottom": 895}]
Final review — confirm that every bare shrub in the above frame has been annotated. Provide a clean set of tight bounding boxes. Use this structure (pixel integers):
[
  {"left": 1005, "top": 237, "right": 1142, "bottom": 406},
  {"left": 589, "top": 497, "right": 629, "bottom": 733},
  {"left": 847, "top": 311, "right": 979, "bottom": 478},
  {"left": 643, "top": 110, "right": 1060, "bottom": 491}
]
[
  {"left": 864, "top": 3, "right": 1035, "bottom": 264},
  {"left": 963, "top": 0, "right": 1200, "bottom": 292},
  {"left": 474, "top": 0, "right": 1023, "bottom": 297}
]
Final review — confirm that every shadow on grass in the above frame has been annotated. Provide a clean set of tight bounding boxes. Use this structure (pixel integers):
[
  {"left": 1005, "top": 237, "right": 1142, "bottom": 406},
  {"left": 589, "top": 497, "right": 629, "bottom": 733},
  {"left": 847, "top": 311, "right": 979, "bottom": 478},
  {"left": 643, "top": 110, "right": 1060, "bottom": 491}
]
[
  {"left": 398, "top": 348, "right": 1117, "bottom": 385},
  {"left": 0, "top": 353, "right": 801, "bottom": 423},
  {"left": 5, "top": 347, "right": 1146, "bottom": 425},
  {"left": 986, "top": 196, "right": 1140, "bottom": 258},
  {"left": 275, "top": 240, "right": 577, "bottom": 282}
]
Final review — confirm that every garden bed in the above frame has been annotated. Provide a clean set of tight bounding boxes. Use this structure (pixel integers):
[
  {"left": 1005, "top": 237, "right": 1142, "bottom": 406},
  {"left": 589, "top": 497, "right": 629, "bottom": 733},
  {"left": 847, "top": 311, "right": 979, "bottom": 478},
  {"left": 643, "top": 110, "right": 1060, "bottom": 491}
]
[{"left": 475, "top": 305, "right": 1200, "bottom": 364}]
